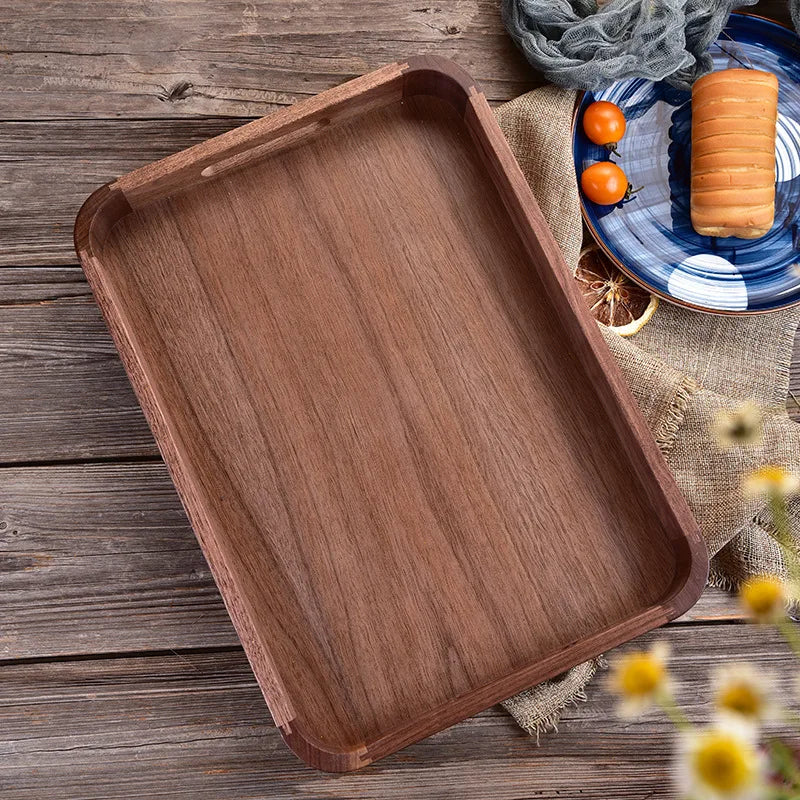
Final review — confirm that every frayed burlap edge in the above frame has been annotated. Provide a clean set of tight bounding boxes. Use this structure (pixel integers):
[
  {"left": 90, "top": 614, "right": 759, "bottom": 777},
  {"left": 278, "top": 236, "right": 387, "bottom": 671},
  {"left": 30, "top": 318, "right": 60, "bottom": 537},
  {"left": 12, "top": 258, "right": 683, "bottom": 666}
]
[
  {"left": 769, "top": 306, "right": 800, "bottom": 406},
  {"left": 501, "top": 656, "right": 607, "bottom": 741},
  {"left": 654, "top": 375, "right": 701, "bottom": 455},
  {"left": 709, "top": 506, "right": 796, "bottom": 591}
]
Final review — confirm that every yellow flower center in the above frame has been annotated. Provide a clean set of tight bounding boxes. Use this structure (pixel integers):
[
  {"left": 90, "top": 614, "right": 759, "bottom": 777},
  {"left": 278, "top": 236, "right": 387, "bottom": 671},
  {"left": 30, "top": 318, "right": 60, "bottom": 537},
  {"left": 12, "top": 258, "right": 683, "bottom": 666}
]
[
  {"left": 744, "top": 465, "right": 799, "bottom": 499},
  {"left": 740, "top": 576, "right": 785, "bottom": 619},
  {"left": 753, "top": 465, "right": 789, "bottom": 485},
  {"left": 618, "top": 654, "right": 665, "bottom": 697},
  {"left": 717, "top": 683, "right": 761, "bottom": 718},
  {"left": 692, "top": 733, "right": 756, "bottom": 793}
]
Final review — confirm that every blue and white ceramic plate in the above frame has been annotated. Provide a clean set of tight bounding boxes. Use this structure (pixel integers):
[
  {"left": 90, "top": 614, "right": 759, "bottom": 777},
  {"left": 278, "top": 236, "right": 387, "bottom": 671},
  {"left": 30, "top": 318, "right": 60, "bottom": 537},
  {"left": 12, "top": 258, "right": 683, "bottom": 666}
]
[{"left": 573, "top": 13, "right": 800, "bottom": 314}]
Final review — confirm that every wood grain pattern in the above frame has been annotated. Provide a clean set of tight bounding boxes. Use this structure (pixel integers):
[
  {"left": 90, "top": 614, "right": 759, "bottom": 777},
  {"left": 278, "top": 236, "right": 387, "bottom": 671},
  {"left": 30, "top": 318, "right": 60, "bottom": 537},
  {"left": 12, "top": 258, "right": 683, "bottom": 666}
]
[
  {"left": 0, "top": 119, "right": 245, "bottom": 266},
  {"left": 0, "top": 462, "right": 236, "bottom": 659},
  {"left": 0, "top": 0, "right": 535, "bottom": 120},
  {"left": 2, "top": 268, "right": 798, "bottom": 466},
  {"left": 0, "top": 267, "right": 90, "bottom": 304},
  {"left": 0, "top": 277, "right": 156, "bottom": 462},
  {"left": 2, "top": 625, "right": 797, "bottom": 800},
  {"left": 0, "top": 458, "right": 752, "bottom": 661},
  {"left": 74, "top": 59, "right": 705, "bottom": 769}
]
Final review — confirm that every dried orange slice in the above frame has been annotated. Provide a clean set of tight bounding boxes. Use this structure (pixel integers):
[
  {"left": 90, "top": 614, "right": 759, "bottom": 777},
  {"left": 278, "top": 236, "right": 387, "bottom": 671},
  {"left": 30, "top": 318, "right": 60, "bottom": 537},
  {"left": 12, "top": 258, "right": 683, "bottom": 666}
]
[{"left": 575, "top": 245, "right": 658, "bottom": 336}]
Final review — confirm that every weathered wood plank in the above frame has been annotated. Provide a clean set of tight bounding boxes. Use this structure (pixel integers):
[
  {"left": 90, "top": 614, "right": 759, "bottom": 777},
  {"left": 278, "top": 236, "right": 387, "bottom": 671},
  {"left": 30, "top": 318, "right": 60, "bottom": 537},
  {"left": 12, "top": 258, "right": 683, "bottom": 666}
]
[
  {"left": 0, "top": 462, "right": 235, "bottom": 659},
  {"left": 2, "top": 267, "right": 799, "bottom": 467},
  {"left": 1, "top": 1, "right": 535, "bottom": 121},
  {"left": 0, "top": 268, "right": 91, "bottom": 304},
  {"left": 0, "top": 291, "right": 157, "bottom": 461},
  {"left": 0, "top": 458, "right": 745, "bottom": 660},
  {"left": 1, "top": 1, "right": 788, "bottom": 122},
  {"left": 0, "top": 624, "right": 797, "bottom": 799},
  {"left": 0, "top": 119, "right": 244, "bottom": 266},
  {"left": 677, "top": 585, "right": 748, "bottom": 623},
  {"left": 2, "top": 4, "right": 792, "bottom": 267}
]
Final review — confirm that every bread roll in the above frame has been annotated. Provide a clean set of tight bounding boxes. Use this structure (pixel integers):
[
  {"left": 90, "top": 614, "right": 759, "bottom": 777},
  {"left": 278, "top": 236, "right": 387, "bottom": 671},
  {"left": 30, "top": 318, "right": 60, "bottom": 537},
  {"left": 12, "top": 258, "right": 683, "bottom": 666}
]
[{"left": 690, "top": 69, "right": 778, "bottom": 239}]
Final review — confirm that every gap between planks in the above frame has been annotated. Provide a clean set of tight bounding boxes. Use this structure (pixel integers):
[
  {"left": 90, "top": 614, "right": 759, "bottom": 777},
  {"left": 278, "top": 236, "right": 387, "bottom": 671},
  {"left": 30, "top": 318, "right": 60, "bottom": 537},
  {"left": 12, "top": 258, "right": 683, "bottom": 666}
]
[
  {"left": 1, "top": 625, "right": 797, "bottom": 800},
  {"left": 0, "top": 0, "right": 537, "bottom": 120},
  {"left": 0, "top": 269, "right": 797, "bottom": 464},
  {"left": 0, "top": 457, "right": 751, "bottom": 665}
]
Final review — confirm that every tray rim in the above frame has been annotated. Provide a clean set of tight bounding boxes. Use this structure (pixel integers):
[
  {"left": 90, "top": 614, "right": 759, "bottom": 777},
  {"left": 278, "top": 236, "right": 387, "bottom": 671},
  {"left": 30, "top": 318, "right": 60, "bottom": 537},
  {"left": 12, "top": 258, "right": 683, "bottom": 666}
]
[{"left": 74, "top": 55, "right": 708, "bottom": 772}]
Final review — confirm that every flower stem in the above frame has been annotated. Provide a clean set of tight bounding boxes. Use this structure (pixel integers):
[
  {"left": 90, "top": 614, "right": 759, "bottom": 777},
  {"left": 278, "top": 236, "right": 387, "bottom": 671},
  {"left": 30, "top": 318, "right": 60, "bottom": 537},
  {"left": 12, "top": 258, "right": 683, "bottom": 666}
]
[
  {"left": 767, "top": 738, "right": 800, "bottom": 796},
  {"left": 768, "top": 490, "right": 799, "bottom": 582},
  {"left": 657, "top": 692, "right": 691, "bottom": 730},
  {"left": 778, "top": 616, "right": 800, "bottom": 659},
  {"left": 779, "top": 707, "right": 800, "bottom": 731},
  {"left": 767, "top": 493, "right": 800, "bottom": 652}
]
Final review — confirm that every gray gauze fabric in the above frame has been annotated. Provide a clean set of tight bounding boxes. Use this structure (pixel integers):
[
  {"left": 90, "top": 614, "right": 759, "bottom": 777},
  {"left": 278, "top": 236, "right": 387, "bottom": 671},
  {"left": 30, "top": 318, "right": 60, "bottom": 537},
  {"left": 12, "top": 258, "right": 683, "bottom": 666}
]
[{"left": 502, "top": 0, "right": 758, "bottom": 91}]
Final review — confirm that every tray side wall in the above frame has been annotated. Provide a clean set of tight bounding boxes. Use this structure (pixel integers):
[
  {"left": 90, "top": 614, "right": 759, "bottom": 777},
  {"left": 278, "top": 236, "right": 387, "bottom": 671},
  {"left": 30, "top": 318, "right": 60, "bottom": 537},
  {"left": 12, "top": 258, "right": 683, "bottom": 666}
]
[{"left": 75, "top": 57, "right": 707, "bottom": 773}]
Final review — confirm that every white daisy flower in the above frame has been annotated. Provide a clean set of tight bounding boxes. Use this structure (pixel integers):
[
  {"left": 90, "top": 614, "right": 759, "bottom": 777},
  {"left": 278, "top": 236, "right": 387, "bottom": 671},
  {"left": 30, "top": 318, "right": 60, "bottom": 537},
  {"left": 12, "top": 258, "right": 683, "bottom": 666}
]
[
  {"left": 711, "top": 663, "right": 776, "bottom": 726},
  {"left": 675, "top": 720, "right": 765, "bottom": 800},
  {"left": 607, "top": 642, "right": 672, "bottom": 718}
]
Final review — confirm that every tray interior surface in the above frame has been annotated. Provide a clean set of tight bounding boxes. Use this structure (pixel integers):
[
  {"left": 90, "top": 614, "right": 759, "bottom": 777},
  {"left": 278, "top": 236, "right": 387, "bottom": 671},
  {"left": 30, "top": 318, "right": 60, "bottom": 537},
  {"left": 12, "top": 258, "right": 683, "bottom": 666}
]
[{"left": 97, "top": 94, "right": 679, "bottom": 753}]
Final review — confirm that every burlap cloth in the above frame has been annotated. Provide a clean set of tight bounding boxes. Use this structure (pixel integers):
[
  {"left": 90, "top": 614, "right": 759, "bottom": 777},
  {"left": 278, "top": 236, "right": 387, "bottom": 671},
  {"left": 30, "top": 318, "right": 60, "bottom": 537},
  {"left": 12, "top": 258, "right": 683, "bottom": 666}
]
[{"left": 495, "top": 87, "right": 800, "bottom": 735}]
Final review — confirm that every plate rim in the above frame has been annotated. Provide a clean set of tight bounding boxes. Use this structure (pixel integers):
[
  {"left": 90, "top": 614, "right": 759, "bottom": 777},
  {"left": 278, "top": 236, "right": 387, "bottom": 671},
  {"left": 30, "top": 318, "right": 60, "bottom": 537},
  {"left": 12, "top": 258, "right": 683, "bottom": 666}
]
[{"left": 573, "top": 11, "right": 800, "bottom": 316}]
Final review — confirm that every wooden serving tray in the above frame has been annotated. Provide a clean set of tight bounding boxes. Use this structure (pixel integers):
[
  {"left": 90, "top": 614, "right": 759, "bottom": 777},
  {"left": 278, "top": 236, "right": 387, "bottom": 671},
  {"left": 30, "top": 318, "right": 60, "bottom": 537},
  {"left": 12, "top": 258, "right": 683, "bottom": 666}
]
[{"left": 74, "top": 57, "right": 707, "bottom": 772}]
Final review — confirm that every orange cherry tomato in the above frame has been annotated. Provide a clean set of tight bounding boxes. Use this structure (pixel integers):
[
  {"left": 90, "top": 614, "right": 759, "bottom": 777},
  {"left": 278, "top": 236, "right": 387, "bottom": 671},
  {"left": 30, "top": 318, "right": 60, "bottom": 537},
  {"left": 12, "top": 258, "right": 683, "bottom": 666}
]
[
  {"left": 581, "top": 162, "right": 632, "bottom": 206},
  {"left": 582, "top": 101, "right": 626, "bottom": 155}
]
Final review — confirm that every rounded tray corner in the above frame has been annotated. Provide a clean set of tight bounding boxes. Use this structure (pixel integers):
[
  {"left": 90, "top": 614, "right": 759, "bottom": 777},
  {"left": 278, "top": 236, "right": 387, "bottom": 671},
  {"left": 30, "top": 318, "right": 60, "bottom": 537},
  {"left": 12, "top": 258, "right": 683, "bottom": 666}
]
[
  {"left": 74, "top": 181, "right": 133, "bottom": 264},
  {"left": 280, "top": 721, "right": 370, "bottom": 773},
  {"left": 400, "top": 55, "right": 480, "bottom": 116},
  {"left": 664, "top": 530, "right": 709, "bottom": 621}
]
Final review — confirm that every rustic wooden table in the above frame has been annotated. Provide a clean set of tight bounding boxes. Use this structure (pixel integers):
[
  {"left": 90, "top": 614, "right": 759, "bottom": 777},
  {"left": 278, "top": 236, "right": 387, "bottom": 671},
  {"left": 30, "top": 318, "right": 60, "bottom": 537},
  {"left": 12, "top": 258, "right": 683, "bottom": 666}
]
[{"left": 2, "top": 2, "right": 799, "bottom": 797}]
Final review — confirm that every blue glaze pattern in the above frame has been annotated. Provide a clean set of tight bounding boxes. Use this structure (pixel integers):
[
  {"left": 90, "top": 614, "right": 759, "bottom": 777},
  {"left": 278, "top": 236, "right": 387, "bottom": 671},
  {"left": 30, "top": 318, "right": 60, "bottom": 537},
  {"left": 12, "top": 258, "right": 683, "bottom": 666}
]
[{"left": 573, "top": 14, "right": 800, "bottom": 313}]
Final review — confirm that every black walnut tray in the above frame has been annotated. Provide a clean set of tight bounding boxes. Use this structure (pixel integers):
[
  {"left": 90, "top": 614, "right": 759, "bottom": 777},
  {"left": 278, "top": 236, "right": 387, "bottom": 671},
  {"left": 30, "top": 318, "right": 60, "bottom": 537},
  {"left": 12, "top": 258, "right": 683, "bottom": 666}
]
[{"left": 75, "top": 57, "right": 707, "bottom": 772}]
